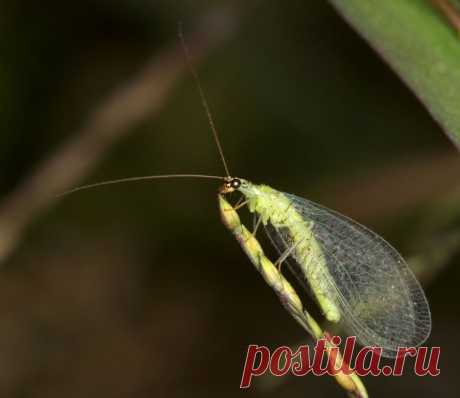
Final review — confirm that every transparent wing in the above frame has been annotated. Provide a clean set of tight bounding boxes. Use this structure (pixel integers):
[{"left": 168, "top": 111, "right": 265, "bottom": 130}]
[{"left": 264, "top": 192, "right": 431, "bottom": 358}]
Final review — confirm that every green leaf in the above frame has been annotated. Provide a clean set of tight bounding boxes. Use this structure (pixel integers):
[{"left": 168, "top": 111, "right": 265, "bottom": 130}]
[{"left": 329, "top": 0, "right": 460, "bottom": 148}]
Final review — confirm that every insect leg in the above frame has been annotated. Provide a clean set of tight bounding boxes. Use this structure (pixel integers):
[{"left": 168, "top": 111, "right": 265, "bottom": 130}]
[
  {"left": 252, "top": 214, "right": 263, "bottom": 237},
  {"left": 233, "top": 194, "right": 245, "bottom": 208},
  {"left": 274, "top": 238, "right": 305, "bottom": 272},
  {"left": 234, "top": 199, "right": 249, "bottom": 211},
  {"left": 241, "top": 214, "right": 263, "bottom": 244},
  {"left": 222, "top": 197, "right": 249, "bottom": 212}
]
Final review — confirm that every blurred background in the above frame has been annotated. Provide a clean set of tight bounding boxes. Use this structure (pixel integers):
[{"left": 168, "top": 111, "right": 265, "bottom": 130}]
[{"left": 0, "top": 0, "right": 459, "bottom": 397}]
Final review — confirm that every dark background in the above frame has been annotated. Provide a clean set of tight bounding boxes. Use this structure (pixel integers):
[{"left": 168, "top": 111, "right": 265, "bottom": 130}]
[{"left": 0, "top": 1, "right": 458, "bottom": 397}]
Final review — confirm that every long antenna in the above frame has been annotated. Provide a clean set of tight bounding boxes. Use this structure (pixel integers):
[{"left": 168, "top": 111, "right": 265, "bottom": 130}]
[
  {"left": 59, "top": 174, "right": 224, "bottom": 197},
  {"left": 59, "top": 26, "right": 232, "bottom": 198},
  {"left": 178, "top": 23, "right": 231, "bottom": 177}
]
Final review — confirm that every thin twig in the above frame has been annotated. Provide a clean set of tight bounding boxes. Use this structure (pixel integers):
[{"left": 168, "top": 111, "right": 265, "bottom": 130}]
[{"left": 0, "top": 4, "right": 244, "bottom": 263}]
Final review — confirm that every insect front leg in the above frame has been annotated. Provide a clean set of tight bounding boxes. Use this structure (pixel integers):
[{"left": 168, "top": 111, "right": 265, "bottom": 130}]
[
  {"left": 233, "top": 199, "right": 250, "bottom": 211},
  {"left": 233, "top": 194, "right": 246, "bottom": 209}
]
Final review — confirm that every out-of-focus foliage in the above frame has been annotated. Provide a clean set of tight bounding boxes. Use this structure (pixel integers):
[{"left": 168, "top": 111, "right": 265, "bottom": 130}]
[{"left": 330, "top": 0, "right": 460, "bottom": 147}]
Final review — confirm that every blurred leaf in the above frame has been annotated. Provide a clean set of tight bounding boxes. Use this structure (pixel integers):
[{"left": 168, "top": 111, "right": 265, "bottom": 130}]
[{"left": 329, "top": 0, "right": 460, "bottom": 148}]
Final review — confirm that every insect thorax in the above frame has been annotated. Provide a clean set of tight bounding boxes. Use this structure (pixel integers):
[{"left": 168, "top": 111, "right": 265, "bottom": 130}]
[{"left": 238, "top": 182, "right": 302, "bottom": 227}]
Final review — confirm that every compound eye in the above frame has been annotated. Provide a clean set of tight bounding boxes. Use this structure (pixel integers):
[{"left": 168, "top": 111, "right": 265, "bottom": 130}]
[{"left": 231, "top": 179, "right": 241, "bottom": 189}]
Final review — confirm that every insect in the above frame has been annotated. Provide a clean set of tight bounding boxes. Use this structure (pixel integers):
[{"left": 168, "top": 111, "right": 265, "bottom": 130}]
[{"left": 64, "top": 31, "right": 431, "bottom": 360}]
